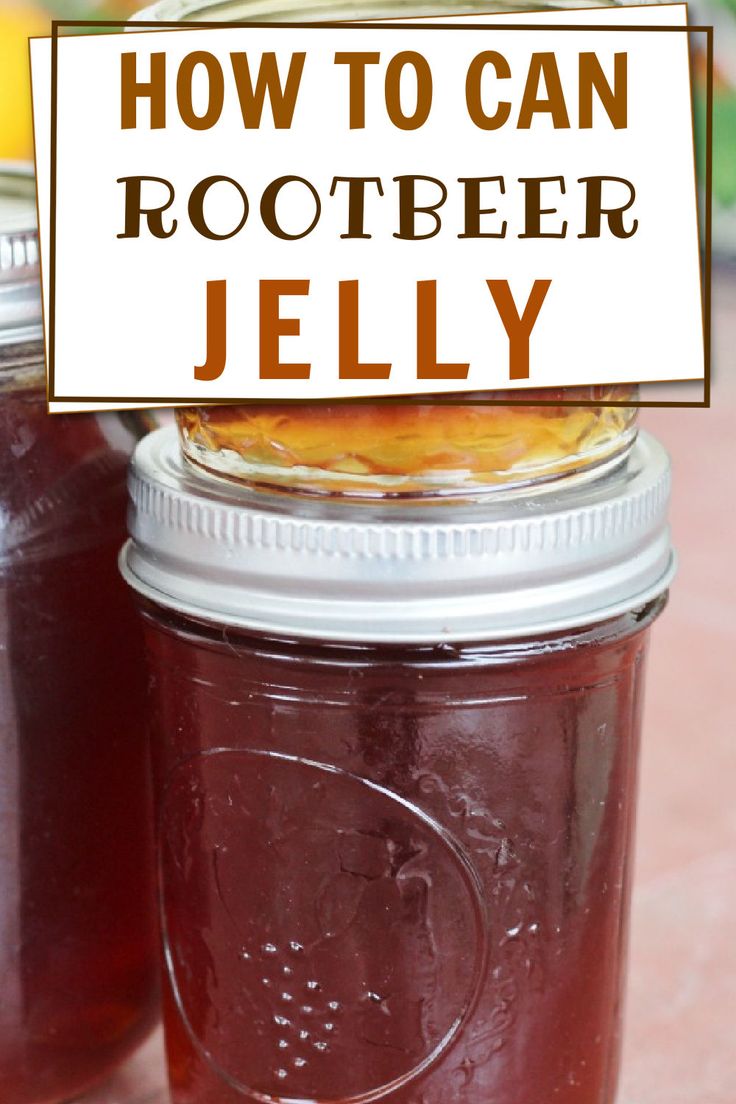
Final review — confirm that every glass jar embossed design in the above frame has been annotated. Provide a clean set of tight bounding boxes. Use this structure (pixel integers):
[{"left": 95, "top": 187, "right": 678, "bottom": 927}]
[{"left": 142, "top": 611, "right": 653, "bottom": 1104}]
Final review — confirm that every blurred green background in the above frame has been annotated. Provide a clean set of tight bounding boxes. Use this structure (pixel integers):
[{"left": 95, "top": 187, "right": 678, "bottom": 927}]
[{"left": 0, "top": 0, "right": 731, "bottom": 250}]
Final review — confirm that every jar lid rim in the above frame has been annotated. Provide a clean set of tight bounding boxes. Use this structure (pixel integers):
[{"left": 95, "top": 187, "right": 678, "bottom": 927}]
[
  {"left": 122, "top": 426, "right": 675, "bottom": 643},
  {"left": 0, "top": 163, "right": 42, "bottom": 349}
]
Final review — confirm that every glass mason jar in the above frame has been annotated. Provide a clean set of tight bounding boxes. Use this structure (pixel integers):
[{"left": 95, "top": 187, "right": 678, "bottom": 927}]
[
  {"left": 0, "top": 165, "right": 159, "bottom": 1103},
  {"left": 136, "top": 0, "right": 640, "bottom": 499},
  {"left": 122, "top": 424, "right": 675, "bottom": 1104},
  {"left": 177, "top": 393, "right": 637, "bottom": 498}
]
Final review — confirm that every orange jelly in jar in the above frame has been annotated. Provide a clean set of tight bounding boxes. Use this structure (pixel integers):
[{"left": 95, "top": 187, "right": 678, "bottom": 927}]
[{"left": 176, "top": 389, "right": 637, "bottom": 498}]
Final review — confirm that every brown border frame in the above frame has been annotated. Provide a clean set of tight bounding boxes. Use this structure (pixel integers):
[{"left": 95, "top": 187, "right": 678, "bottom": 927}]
[{"left": 45, "top": 18, "right": 714, "bottom": 409}]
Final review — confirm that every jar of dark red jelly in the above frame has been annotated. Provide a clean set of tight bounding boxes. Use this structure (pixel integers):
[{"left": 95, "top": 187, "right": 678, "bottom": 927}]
[
  {"left": 122, "top": 418, "right": 674, "bottom": 1104},
  {"left": 0, "top": 165, "right": 159, "bottom": 1103}
]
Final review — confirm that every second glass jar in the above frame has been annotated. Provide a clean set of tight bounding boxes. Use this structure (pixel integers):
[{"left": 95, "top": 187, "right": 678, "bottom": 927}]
[{"left": 136, "top": 0, "right": 639, "bottom": 499}]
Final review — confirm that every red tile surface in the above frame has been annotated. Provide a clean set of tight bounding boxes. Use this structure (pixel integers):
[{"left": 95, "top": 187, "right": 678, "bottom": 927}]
[
  {"left": 619, "top": 268, "right": 736, "bottom": 1104},
  {"left": 79, "top": 272, "right": 736, "bottom": 1103}
]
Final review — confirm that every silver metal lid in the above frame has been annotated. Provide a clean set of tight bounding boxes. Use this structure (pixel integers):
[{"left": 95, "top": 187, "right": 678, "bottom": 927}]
[
  {"left": 0, "top": 163, "right": 42, "bottom": 347},
  {"left": 122, "top": 427, "right": 675, "bottom": 643}
]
